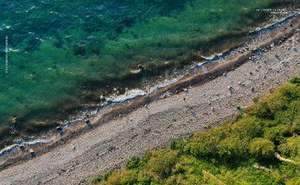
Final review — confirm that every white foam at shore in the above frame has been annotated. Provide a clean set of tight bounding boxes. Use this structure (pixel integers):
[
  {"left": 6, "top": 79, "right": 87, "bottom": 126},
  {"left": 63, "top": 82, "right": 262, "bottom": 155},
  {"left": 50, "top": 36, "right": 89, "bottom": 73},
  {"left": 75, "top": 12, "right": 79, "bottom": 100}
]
[
  {"left": 106, "top": 89, "right": 147, "bottom": 104},
  {"left": 200, "top": 52, "right": 224, "bottom": 61},
  {"left": 1, "top": 12, "right": 298, "bottom": 162},
  {"left": 149, "top": 78, "right": 181, "bottom": 93},
  {"left": 0, "top": 139, "right": 51, "bottom": 158},
  {"left": 194, "top": 13, "right": 300, "bottom": 68},
  {"left": 250, "top": 12, "right": 299, "bottom": 34}
]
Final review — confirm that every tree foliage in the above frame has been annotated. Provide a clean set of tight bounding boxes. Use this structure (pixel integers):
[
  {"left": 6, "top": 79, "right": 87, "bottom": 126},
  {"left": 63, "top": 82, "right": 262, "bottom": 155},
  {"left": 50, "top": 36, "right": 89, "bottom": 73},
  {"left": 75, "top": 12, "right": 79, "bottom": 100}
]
[
  {"left": 93, "top": 80, "right": 300, "bottom": 185},
  {"left": 249, "top": 138, "right": 275, "bottom": 159}
]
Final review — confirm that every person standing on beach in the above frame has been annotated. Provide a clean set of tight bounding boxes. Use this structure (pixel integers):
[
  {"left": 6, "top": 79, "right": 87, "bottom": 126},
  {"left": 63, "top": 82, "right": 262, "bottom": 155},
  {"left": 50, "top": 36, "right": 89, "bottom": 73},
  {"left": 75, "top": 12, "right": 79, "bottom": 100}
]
[{"left": 84, "top": 114, "right": 93, "bottom": 128}]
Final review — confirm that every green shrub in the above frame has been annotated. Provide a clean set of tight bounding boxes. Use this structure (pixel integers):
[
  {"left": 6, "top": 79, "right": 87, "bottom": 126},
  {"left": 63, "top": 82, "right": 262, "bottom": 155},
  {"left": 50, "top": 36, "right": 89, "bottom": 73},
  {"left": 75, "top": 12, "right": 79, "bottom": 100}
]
[
  {"left": 289, "top": 77, "right": 300, "bottom": 85},
  {"left": 278, "top": 136, "right": 300, "bottom": 160},
  {"left": 126, "top": 157, "right": 142, "bottom": 170},
  {"left": 263, "top": 124, "right": 291, "bottom": 144},
  {"left": 253, "top": 102, "right": 275, "bottom": 120},
  {"left": 184, "top": 128, "right": 225, "bottom": 158},
  {"left": 170, "top": 139, "right": 185, "bottom": 151},
  {"left": 143, "top": 150, "right": 179, "bottom": 179},
  {"left": 230, "top": 117, "right": 264, "bottom": 138},
  {"left": 249, "top": 138, "right": 275, "bottom": 160},
  {"left": 93, "top": 78, "right": 300, "bottom": 185},
  {"left": 286, "top": 177, "right": 300, "bottom": 185},
  {"left": 217, "top": 137, "right": 249, "bottom": 160}
]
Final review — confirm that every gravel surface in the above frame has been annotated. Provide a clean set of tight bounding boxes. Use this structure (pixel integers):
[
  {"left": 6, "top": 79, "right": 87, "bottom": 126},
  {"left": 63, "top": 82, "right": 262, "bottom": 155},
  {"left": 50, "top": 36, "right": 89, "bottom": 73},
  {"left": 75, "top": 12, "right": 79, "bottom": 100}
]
[{"left": 0, "top": 22, "right": 300, "bottom": 185}]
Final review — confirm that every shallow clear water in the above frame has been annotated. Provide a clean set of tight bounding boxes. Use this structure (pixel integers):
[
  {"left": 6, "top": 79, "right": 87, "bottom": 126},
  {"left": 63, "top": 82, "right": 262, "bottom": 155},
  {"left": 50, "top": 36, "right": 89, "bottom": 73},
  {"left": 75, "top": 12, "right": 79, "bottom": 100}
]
[{"left": 0, "top": 0, "right": 281, "bottom": 142}]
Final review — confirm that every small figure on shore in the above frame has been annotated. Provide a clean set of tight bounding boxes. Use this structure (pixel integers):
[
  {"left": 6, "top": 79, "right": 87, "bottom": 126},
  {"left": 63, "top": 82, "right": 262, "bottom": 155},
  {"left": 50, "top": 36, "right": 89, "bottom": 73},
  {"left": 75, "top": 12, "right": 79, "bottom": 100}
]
[
  {"left": 84, "top": 114, "right": 93, "bottom": 128},
  {"left": 64, "top": 120, "right": 71, "bottom": 127},
  {"left": 85, "top": 119, "right": 91, "bottom": 125},
  {"left": 56, "top": 126, "right": 64, "bottom": 136},
  {"left": 85, "top": 119, "right": 93, "bottom": 128},
  {"left": 211, "top": 107, "right": 215, "bottom": 112},
  {"left": 137, "top": 64, "right": 145, "bottom": 72},
  {"left": 237, "top": 106, "right": 244, "bottom": 116},
  {"left": 29, "top": 148, "right": 36, "bottom": 158},
  {"left": 188, "top": 106, "right": 197, "bottom": 118},
  {"left": 19, "top": 144, "right": 26, "bottom": 152},
  {"left": 228, "top": 86, "right": 234, "bottom": 94},
  {"left": 99, "top": 95, "right": 105, "bottom": 102},
  {"left": 84, "top": 112, "right": 92, "bottom": 120},
  {"left": 145, "top": 104, "right": 150, "bottom": 110}
]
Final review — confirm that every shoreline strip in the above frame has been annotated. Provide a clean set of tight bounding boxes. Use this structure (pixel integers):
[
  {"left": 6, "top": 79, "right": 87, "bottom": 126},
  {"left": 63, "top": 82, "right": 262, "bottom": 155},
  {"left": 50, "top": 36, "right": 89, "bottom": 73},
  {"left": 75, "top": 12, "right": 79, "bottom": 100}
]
[{"left": 0, "top": 13, "right": 299, "bottom": 171}]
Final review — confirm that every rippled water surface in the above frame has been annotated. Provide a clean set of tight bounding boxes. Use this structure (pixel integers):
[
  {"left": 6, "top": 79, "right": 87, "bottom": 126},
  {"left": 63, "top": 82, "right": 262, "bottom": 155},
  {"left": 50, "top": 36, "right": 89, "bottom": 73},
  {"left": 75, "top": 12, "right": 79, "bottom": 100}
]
[{"left": 0, "top": 0, "right": 285, "bottom": 143}]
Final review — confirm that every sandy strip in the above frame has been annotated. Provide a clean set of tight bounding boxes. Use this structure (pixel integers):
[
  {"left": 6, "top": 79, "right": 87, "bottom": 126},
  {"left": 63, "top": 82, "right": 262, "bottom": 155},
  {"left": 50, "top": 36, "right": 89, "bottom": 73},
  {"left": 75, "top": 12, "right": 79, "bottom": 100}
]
[
  {"left": 0, "top": 18, "right": 300, "bottom": 185},
  {"left": 0, "top": 14, "right": 298, "bottom": 169}
]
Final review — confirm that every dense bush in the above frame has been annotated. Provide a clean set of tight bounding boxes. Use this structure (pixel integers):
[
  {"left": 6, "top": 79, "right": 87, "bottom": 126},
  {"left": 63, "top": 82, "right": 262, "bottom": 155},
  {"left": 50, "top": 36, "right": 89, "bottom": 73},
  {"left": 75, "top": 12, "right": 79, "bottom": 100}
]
[
  {"left": 248, "top": 138, "right": 275, "bottom": 160},
  {"left": 92, "top": 79, "right": 300, "bottom": 185},
  {"left": 278, "top": 136, "right": 300, "bottom": 161}
]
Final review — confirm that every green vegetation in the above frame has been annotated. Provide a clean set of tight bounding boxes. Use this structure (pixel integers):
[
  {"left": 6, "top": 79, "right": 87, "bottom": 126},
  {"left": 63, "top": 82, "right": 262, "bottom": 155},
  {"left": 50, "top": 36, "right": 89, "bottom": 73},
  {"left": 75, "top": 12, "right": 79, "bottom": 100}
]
[{"left": 92, "top": 77, "right": 300, "bottom": 185}]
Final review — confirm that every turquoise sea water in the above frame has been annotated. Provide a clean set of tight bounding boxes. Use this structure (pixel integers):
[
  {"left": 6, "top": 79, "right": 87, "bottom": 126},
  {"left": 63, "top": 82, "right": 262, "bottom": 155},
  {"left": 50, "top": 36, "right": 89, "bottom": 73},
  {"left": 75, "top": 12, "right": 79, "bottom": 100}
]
[{"left": 0, "top": 0, "right": 292, "bottom": 144}]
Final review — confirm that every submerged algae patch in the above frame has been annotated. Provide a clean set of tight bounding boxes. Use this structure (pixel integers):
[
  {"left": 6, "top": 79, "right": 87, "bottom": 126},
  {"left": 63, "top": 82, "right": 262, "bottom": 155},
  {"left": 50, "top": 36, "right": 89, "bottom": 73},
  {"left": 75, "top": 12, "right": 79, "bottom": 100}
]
[{"left": 0, "top": 0, "right": 287, "bottom": 141}]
